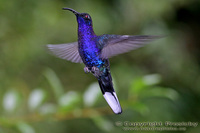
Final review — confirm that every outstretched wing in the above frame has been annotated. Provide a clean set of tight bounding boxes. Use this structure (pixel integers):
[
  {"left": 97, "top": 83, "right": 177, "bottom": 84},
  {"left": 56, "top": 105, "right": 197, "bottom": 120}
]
[
  {"left": 47, "top": 42, "right": 83, "bottom": 63},
  {"left": 98, "top": 35, "right": 162, "bottom": 59}
]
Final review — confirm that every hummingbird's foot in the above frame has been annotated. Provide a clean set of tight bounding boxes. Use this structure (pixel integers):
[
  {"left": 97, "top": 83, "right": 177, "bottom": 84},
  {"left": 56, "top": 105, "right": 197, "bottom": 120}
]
[
  {"left": 84, "top": 67, "right": 90, "bottom": 73},
  {"left": 91, "top": 66, "right": 100, "bottom": 78},
  {"left": 91, "top": 66, "right": 99, "bottom": 72}
]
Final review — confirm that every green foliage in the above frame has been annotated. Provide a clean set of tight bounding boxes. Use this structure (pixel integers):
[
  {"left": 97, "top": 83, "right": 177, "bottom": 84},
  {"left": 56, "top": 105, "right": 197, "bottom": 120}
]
[
  {"left": 16, "top": 122, "right": 35, "bottom": 133},
  {"left": 3, "top": 90, "right": 21, "bottom": 113}
]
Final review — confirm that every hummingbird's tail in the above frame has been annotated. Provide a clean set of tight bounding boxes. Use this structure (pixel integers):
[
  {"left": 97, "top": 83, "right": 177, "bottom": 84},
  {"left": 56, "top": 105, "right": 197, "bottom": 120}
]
[{"left": 98, "top": 71, "right": 122, "bottom": 114}]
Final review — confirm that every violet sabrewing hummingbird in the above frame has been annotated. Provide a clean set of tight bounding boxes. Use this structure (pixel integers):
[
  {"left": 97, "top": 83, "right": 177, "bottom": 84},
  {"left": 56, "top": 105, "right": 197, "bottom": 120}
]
[{"left": 47, "top": 8, "right": 161, "bottom": 114}]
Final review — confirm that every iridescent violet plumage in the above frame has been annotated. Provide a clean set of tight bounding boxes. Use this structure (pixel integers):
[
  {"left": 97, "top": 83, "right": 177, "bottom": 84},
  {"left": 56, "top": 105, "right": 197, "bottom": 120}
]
[
  {"left": 76, "top": 14, "right": 104, "bottom": 68},
  {"left": 47, "top": 8, "right": 162, "bottom": 114}
]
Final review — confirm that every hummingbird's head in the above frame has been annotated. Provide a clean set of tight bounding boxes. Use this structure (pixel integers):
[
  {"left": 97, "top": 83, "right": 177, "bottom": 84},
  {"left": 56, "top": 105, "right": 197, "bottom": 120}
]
[{"left": 63, "top": 8, "right": 93, "bottom": 26}]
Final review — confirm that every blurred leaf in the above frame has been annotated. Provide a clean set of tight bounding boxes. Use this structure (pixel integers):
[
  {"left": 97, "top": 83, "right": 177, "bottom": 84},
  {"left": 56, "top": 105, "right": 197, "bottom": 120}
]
[
  {"left": 16, "top": 122, "right": 35, "bottom": 133},
  {"left": 128, "top": 102, "right": 150, "bottom": 116},
  {"left": 91, "top": 116, "right": 114, "bottom": 132},
  {"left": 2, "top": 90, "right": 20, "bottom": 113},
  {"left": 72, "top": 108, "right": 82, "bottom": 118},
  {"left": 58, "top": 91, "right": 80, "bottom": 111},
  {"left": 140, "top": 87, "right": 179, "bottom": 101},
  {"left": 28, "top": 88, "right": 46, "bottom": 111},
  {"left": 43, "top": 68, "right": 64, "bottom": 100},
  {"left": 83, "top": 82, "right": 101, "bottom": 107},
  {"left": 130, "top": 78, "right": 145, "bottom": 94},
  {"left": 39, "top": 103, "right": 57, "bottom": 115},
  {"left": 130, "top": 74, "right": 161, "bottom": 94},
  {"left": 143, "top": 74, "right": 161, "bottom": 86}
]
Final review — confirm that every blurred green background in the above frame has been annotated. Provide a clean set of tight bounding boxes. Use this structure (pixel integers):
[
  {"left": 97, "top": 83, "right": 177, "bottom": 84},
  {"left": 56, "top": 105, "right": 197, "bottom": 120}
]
[{"left": 0, "top": 0, "right": 200, "bottom": 133}]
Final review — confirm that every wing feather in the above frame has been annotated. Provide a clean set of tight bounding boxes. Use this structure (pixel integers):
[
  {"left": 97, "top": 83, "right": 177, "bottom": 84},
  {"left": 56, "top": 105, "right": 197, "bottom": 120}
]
[
  {"left": 47, "top": 42, "right": 83, "bottom": 63},
  {"left": 100, "top": 35, "right": 162, "bottom": 59}
]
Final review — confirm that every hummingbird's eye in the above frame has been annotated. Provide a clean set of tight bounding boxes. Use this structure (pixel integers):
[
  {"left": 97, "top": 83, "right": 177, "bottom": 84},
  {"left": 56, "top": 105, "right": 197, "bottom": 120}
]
[{"left": 85, "top": 15, "right": 90, "bottom": 20}]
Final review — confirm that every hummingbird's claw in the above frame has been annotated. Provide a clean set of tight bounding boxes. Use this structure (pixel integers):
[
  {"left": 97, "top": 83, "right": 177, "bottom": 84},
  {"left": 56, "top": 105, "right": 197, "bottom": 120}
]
[
  {"left": 91, "top": 66, "right": 99, "bottom": 72},
  {"left": 91, "top": 66, "right": 100, "bottom": 78},
  {"left": 84, "top": 67, "right": 90, "bottom": 73}
]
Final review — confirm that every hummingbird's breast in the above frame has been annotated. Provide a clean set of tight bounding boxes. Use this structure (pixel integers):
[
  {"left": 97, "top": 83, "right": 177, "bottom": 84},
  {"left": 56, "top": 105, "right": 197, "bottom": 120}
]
[
  {"left": 77, "top": 23, "right": 104, "bottom": 68},
  {"left": 79, "top": 40, "right": 104, "bottom": 67}
]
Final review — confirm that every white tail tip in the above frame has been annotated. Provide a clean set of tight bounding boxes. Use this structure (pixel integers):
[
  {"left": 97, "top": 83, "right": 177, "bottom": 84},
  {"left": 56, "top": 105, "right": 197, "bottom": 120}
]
[{"left": 103, "top": 92, "right": 122, "bottom": 114}]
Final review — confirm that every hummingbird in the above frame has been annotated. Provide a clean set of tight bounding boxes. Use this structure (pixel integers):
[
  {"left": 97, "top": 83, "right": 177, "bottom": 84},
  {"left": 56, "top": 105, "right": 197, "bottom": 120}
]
[{"left": 47, "top": 8, "right": 161, "bottom": 114}]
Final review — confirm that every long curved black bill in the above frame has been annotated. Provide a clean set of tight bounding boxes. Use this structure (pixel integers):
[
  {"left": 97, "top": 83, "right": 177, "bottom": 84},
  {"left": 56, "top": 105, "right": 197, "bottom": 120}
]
[{"left": 62, "top": 8, "right": 80, "bottom": 15}]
